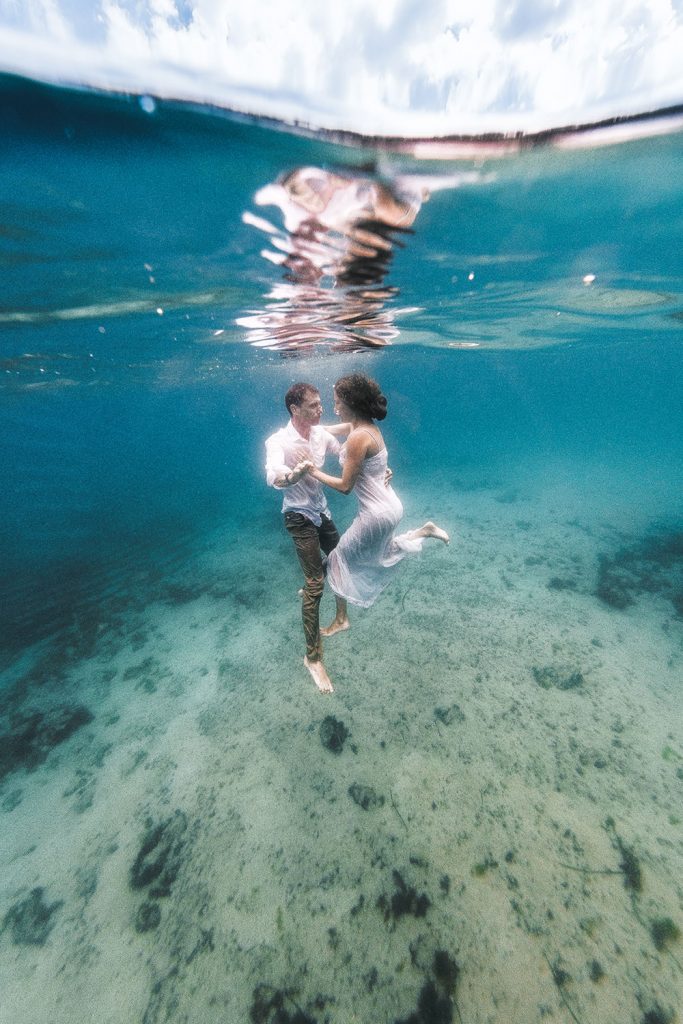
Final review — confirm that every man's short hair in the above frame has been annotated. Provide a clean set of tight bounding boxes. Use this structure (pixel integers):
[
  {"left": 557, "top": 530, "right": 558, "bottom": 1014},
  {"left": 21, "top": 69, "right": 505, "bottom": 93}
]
[{"left": 285, "top": 382, "right": 319, "bottom": 414}]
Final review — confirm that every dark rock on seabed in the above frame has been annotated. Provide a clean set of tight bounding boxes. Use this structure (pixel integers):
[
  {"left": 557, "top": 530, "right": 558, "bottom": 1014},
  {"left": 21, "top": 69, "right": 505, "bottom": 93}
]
[
  {"left": 532, "top": 665, "right": 584, "bottom": 691},
  {"left": 130, "top": 810, "right": 188, "bottom": 898},
  {"left": 396, "top": 980, "right": 452, "bottom": 1024},
  {"left": 649, "top": 916, "right": 681, "bottom": 951},
  {"left": 378, "top": 870, "right": 431, "bottom": 923},
  {"left": 135, "top": 900, "right": 162, "bottom": 933},
  {"left": 319, "top": 715, "right": 349, "bottom": 754},
  {"left": 0, "top": 705, "right": 94, "bottom": 782},
  {"left": 348, "top": 783, "right": 384, "bottom": 810},
  {"left": 2, "top": 887, "right": 63, "bottom": 946},
  {"left": 249, "top": 984, "right": 318, "bottom": 1023},
  {"left": 595, "top": 531, "right": 683, "bottom": 615},
  {"left": 641, "top": 1004, "right": 675, "bottom": 1024},
  {"left": 395, "top": 951, "right": 460, "bottom": 1024},
  {"left": 434, "top": 703, "right": 465, "bottom": 725}
]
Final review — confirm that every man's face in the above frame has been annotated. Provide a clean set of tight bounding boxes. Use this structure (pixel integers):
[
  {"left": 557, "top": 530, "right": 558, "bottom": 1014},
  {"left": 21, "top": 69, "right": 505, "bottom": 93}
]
[{"left": 292, "top": 391, "right": 323, "bottom": 428}]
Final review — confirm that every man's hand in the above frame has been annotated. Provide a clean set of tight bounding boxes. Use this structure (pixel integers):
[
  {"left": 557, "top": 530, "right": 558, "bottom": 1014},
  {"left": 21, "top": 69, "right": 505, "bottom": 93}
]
[
  {"left": 291, "top": 459, "right": 314, "bottom": 481},
  {"left": 384, "top": 466, "right": 393, "bottom": 487}
]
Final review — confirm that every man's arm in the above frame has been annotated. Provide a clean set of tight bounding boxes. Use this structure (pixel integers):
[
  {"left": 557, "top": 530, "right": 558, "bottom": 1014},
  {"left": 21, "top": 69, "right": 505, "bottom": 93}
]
[
  {"left": 265, "top": 434, "right": 291, "bottom": 489},
  {"left": 275, "top": 461, "right": 311, "bottom": 488},
  {"left": 265, "top": 434, "right": 310, "bottom": 489}
]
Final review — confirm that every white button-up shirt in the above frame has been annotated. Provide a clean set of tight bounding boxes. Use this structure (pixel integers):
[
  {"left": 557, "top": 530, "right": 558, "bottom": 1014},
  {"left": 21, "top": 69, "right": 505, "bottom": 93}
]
[{"left": 265, "top": 421, "right": 341, "bottom": 525}]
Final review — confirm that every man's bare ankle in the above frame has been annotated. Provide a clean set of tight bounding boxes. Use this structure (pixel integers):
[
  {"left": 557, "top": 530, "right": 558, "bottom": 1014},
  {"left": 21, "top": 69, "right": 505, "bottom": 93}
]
[{"left": 304, "top": 655, "right": 334, "bottom": 693}]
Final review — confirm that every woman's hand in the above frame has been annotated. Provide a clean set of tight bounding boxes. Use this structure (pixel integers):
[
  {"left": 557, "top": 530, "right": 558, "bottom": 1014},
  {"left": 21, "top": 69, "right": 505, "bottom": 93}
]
[
  {"left": 296, "top": 459, "right": 316, "bottom": 479},
  {"left": 281, "top": 459, "right": 314, "bottom": 486}
]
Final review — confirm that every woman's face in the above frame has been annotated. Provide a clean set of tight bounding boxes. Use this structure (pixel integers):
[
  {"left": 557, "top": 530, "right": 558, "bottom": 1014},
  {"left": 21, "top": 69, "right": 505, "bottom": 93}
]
[{"left": 333, "top": 389, "right": 347, "bottom": 419}]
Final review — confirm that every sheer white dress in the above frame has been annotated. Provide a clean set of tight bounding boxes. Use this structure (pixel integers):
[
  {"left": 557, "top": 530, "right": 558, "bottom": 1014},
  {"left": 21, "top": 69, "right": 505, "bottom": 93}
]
[{"left": 326, "top": 442, "right": 425, "bottom": 608}]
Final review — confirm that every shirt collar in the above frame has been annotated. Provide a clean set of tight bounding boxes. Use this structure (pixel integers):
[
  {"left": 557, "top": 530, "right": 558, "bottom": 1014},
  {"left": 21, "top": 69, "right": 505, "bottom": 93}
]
[{"left": 286, "top": 420, "right": 316, "bottom": 442}]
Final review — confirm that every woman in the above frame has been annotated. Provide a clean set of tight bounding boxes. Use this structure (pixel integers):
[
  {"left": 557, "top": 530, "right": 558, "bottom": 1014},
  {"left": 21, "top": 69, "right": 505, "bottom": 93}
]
[{"left": 305, "top": 373, "right": 448, "bottom": 628}]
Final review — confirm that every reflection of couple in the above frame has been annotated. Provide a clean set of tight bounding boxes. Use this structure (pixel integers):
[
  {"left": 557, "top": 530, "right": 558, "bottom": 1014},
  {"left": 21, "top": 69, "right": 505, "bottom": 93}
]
[
  {"left": 265, "top": 373, "right": 448, "bottom": 693},
  {"left": 240, "top": 167, "right": 426, "bottom": 352}
]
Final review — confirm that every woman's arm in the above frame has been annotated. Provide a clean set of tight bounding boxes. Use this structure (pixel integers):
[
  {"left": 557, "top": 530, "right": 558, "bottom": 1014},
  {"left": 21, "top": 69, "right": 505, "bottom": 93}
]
[
  {"left": 307, "top": 432, "right": 367, "bottom": 494},
  {"left": 322, "top": 421, "right": 352, "bottom": 437}
]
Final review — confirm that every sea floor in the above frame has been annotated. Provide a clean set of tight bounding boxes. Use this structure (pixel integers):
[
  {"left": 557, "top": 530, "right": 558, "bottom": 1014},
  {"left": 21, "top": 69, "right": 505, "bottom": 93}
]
[{"left": 1, "top": 460, "right": 682, "bottom": 1024}]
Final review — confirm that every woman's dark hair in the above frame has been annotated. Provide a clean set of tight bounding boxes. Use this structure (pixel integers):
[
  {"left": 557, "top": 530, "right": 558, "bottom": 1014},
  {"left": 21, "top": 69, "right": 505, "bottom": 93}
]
[{"left": 334, "top": 373, "right": 387, "bottom": 421}]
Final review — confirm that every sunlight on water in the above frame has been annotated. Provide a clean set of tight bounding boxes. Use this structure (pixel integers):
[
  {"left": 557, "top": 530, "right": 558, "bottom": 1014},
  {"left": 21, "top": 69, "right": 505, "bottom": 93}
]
[{"left": 1, "top": 76, "right": 682, "bottom": 1024}]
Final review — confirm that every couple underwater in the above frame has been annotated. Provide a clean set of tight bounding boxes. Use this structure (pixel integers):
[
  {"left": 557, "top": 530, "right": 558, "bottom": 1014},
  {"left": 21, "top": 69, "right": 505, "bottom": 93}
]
[{"left": 265, "top": 372, "right": 449, "bottom": 693}]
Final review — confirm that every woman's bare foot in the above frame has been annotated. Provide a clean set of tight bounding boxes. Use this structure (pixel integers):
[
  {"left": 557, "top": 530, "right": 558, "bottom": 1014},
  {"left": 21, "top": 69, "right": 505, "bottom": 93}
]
[
  {"left": 304, "top": 656, "right": 334, "bottom": 693},
  {"left": 321, "top": 617, "right": 350, "bottom": 637},
  {"left": 421, "top": 521, "right": 450, "bottom": 544}
]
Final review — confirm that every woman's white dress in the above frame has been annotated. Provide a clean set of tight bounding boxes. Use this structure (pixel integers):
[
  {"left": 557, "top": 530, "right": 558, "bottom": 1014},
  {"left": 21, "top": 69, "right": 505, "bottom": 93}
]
[{"left": 326, "top": 444, "right": 424, "bottom": 607}]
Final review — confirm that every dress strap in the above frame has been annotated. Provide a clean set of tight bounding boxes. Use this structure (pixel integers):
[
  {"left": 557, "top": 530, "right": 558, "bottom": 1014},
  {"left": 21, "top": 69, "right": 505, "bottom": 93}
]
[{"left": 353, "top": 426, "right": 385, "bottom": 455}]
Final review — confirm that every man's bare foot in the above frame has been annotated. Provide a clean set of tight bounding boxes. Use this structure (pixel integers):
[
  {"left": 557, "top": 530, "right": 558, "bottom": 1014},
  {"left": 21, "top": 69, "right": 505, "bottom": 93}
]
[
  {"left": 423, "top": 521, "right": 450, "bottom": 544},
  {"left": 321, "top": 617, "right": 350, "bottom": 638},
  {"left": 304, "top": 656, "right": 334, "bottom": 693}
]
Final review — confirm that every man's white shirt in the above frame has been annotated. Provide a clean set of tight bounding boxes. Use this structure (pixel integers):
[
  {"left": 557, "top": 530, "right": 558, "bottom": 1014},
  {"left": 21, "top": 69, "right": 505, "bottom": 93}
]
[{"left": 265, "top": 421, "right": 341, "bottom": 525}]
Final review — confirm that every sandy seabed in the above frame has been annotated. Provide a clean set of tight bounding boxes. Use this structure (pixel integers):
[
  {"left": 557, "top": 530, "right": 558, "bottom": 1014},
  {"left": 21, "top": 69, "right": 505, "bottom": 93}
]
[{"left": 1, "top": 462, "right": 682, "bottom": 1024}]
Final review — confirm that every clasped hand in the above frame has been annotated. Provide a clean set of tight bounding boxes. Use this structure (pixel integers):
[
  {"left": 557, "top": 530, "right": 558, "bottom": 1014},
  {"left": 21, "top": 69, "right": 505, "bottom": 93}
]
[
  {"left": 295, "top": 459, "right": 392, "bottom": 487},
  {"left": 290, "top": 459, "right": 316, "bottom": 481}
]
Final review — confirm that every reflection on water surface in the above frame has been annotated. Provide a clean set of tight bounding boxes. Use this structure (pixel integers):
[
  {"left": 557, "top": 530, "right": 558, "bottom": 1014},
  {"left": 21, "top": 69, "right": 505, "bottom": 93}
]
[{"left": 238, "top": 165, "right": 472, "bottom": 353}]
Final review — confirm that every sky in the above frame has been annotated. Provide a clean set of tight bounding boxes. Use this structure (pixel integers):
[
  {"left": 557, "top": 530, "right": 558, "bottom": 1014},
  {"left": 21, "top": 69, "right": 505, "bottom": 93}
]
[{"left": 0, "top": 0, "right": 682, "bottom": 136}]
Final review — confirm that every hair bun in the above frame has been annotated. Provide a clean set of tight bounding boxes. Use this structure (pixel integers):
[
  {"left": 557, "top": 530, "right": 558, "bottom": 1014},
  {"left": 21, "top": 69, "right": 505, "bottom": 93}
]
[
  {"left": 334, "top": 372, "right": 388, "bottom": 421},
  {"left": 372, "top": 393, "right": 388, "bottom": 421}
]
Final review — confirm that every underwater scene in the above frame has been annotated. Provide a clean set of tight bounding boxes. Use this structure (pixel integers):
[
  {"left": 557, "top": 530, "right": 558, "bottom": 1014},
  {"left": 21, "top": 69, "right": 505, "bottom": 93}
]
[{"left": 1, "top": 75, "right": 683, "bottom": 1024}]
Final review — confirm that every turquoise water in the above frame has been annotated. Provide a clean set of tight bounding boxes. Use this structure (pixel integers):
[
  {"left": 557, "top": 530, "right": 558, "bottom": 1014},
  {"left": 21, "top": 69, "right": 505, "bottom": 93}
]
[{"left": 1, "top": 75, "right": 683, "bottom": 1023}]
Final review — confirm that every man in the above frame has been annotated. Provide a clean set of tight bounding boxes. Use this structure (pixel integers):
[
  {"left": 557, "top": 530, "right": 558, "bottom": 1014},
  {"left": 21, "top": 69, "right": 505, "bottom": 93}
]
[{"left": 265, "top": 383, "right": 349, "bottom": 693}]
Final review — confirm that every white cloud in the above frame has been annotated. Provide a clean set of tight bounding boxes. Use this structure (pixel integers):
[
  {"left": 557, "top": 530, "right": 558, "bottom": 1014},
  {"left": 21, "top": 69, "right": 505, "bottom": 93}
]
[{"left": 0, "top": 0, "right": 681, "bottom": 134}]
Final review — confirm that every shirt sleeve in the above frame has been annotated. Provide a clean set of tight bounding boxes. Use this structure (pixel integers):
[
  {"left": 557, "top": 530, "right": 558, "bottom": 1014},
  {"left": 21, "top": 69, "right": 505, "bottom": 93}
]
[
  {"left": 265, "top": 432, "right": 289, "bottom": 488},
  {"left": 323, "top": 430, "right": 341, "bottom": 458}
]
